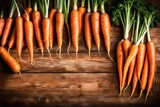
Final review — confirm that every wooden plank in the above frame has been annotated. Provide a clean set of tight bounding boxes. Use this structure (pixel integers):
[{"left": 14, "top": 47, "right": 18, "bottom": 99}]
[
  {"left": 0, "top": 72, "right": 160, "bottom": 106},
  {"left": 1, "top": 52, "right": 160, "bottom": 73}
]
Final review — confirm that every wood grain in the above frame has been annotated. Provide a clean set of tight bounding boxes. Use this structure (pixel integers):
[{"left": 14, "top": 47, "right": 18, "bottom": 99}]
[{"left": 0, "top": 72, "right": 160, "bottom": 106}]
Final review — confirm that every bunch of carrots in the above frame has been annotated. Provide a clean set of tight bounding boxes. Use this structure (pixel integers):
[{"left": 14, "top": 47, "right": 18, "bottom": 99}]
[
  {"left": 0, "top": 0, "right": 114, "bottom": 73},
  {"left": 112, "top": 0, "right": 158, "bottom": 101}
]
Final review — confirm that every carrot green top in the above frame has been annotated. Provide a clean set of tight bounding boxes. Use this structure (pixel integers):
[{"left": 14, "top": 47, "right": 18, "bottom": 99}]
[
  {"left": 9, "top": 0, "right": 16, "bottom": 18},
  {"left": 64, "top": 0, "right": 70, "bottom": 23},
  {"left": 38, "top": 0, "right": 50, "bottom": 18}
]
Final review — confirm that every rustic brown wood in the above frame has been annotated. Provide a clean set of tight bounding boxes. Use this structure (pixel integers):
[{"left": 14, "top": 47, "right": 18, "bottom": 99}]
[{"left": 0, "top": 72, "right": 160, "bottom": 106}]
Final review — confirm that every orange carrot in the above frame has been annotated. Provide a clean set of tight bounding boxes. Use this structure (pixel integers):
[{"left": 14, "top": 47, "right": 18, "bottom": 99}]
[
  {"left": 1, "top": 18, "right": 13, "bottom": 46},
  {"left": 32, "top": 2, "right": 44, "bottom": 56},
  {"left": 116, "top": 40, "right": 124, "bottom": 94},
  {"left": 136, "top": 43, "right": 146, "bottom": 80},
  {"left": 121, "top": 44, "right": 138, "bottom": 90},
  {"left": 70, "top": 0, "right": 79, "bottom": 58},
  {"left": 0, "top": 46, "right": 21, "bottom": 73},
  {"left": 124, "top": 56, "right": 136, "bottom": 91},
  {"left": 146, "top": 41, "right": 156, "bottom": 100},
  {"left": 0, "top": 12, "right": 5, "bottom": 36},
  {"left": 24, "top": 13, "right": 34, "bottom": 63},
  {"left": 8, "top": 26, "right": 16, "bottom": 52},
  {"left": 78, "top": 0, "right": 86, "bottom": 35},
  {"left": 129, "top": 65, "right": 138, "bottom": 98},
  {"left": 123, "top": 39, "right": 132, "bottom": 60},
  {"left": 100, "top": 1, "right": 115, "bottom": 65},
  {"left": 49, "top": 8, "right": 57, "bottom": 49},
  {"left": 84, "top": 12, "right": 92, "bottom": 59},
  {"left": 91, "top": 12, "right": 100, "bottom": 53},
  {"left": 56, "top": 6, "right": 64, "bottom": 59},
  {"left": 15, "top": 16, "right": 24, "bottom": 60},
  {"left": 38, "top": 0, "right": 51, "bottom": 59},
  {"left": 14, "top": 0, "right": 24, "bottom": 61},
  {"left": 42, "top": 18, "right": 51, "bottom": 58},
  {"left": 22, "top": 7, "right": 33, "bottom": 20},
  {"left": 138, "top": 52, "right": 149, "bottom": 99}
]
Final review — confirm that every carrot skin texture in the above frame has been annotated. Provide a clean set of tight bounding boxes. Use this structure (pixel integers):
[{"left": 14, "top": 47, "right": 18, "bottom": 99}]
[
  {"left": 146, "top": 41, "right": 156, "bottom": 98},
  {"left": 127, "top": 56, "right": 136, "bottom": 87},
  {"left": 123, "top": 39, "right": 132, "bottom": 60},
  {"left": 91, "top": 12, "right": 100, "bottom": 50},
  {"left": 140, "top": 52, "right": 149, "bottom": 95},
  {"left": 0, "top": 47, "right": 21, "bottom": 73},
  {"left": 23, "top": 8, "right": 33, "bottom": 20},
  {"left": 101, "top": 13, "right": 111, "bottom": 53},
  {"left": 15, "top": 16, "right": 24, "bottom": 59},
  {"left": 56, "top": 13, "right": 64, "bottom": 50},
  {"left": 32, "top": 11, "right": 44, "bottom": 54},
  {"left": 42, "top": 18, "right": 50, "bottom": 50},
  {"left": 78, "top": 7, "right": 86, "bottom": 35},
  {"left": 49, "top": 9, "right": 57, "bottom": 49},
  {"left": 121, "top": 44, "right": 138, "bottom": 89},
  {"left": 0, "top": 18, "right": 5, "bottom": 36},
  {"left": 136, "top": 43, "right": 146, "bottom": 80},
  {"left": 24, "top": 21, "right": 34, "bottom": 63},
  {"left": 130, "top": 66, "right": 138, "bottom": 97},
  {"left": 1, "top": 17, "right": 13, "bottom": 46},
  {"left": 70, "top": 10, "right": 79, "bottom": 53},
  {"left": 8, "top": 26, "right": 16, "bottom": 50},
  {"left": 84, "top": 12, "right": 92, "bottom": 51},
  {"left": 116, "top": 40, "right": 124, "bottom": 91}
]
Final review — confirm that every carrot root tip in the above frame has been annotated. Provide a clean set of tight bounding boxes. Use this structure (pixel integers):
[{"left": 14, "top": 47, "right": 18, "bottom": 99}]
[
  {"left": 136, "top": 90, "right": 143, "bottom": 100},
  {"left": 108, "top": 51, "right": 116, "bottom": 68},
  {"left": 98, "top": 48, "right": 101, "bottom": 57}
]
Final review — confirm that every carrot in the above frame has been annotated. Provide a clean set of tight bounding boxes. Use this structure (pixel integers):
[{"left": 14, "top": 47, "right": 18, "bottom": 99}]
[
  {"left": 32, "top": 1, "right": 44, "bottom": 57},
  {"left": 123, "top": 39, "right": 132, "bottom": 60},
  {"left": 0, "top": 11, "right": 5, "bottom": 36},
  {"left": 42, "top": 18, "right": 51, "bottom": 57},
  {"left": 0, "top": 47, "right": 21, "bottom": 73},
  {"left": 91, "top": 0, "right": 100, "bottom": 54},
  {"left": 1, "top": 18, "right": 13, "bottom": 46},
  {"left": 84, "top": 0, "right": 92, "bottom": 59},
  {"left": 49, "top": 8, "right": 57, "bottom": 49},
  {"left": 123, "top": 22, "right": 136, "bottom": 92},
  {"left": 100, "top": 0, "right": 116, "bottom": 64},
  {"left": 124, "top": 56, "right": 136, "bottom": 91},
  {"left": 144, "top": 10, "right": 157, "bottom": 101},
  {"left": 121, "top": 44, "right": 138, "bottom": 90},
  {"left": 14, "top": 0, "right": 24, "bottom": 61},
  {"left": 116, "top": 40, "right": 124, "bottom": 95},
  {"left": 136, "top": 43, "right": 146, "bottom": 80},
  {"left": 24, "top": 12, "right": 34, "bottom": 63},
  {"left": 8, "top": 26, "right": 15, "bottom": 52},
  {"left": 56, "top": 0, "right": 64, "bottom": 59},
  {"left": 138, "top": 52, "right": 148, "bottom": 99},
  {"left": 70, "top": 0, "right": 79, "bottom": 58},
  {"left": 129, "top": 65, "right": 138, "bottom": 98},
  {"left": 146, "top": 41, "right": 156, "bottom": 101},
  {"left": 78, "top": 0, "right": 86, "bottom": 35},
  {"left": 38, "top": 0, "right": 51, "bottom": 59}
]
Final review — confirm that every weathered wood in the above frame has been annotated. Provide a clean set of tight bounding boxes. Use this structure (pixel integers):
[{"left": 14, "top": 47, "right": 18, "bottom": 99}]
[
  {"left": 0, "top": 72, "right": 160, "bottom": 106},
  {"left": 1, "top": 51, "right": 160, "bottom": 73}
]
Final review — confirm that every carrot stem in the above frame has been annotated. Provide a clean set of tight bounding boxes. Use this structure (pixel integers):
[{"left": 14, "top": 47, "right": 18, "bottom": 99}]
[{"left": 13, "top": 0, "right": 21, "bottom": 17}]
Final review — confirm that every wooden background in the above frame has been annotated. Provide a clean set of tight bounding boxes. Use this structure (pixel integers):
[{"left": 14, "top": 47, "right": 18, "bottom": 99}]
[{"left": 0, "top": 0, "right": 160, "bottom": 106}]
